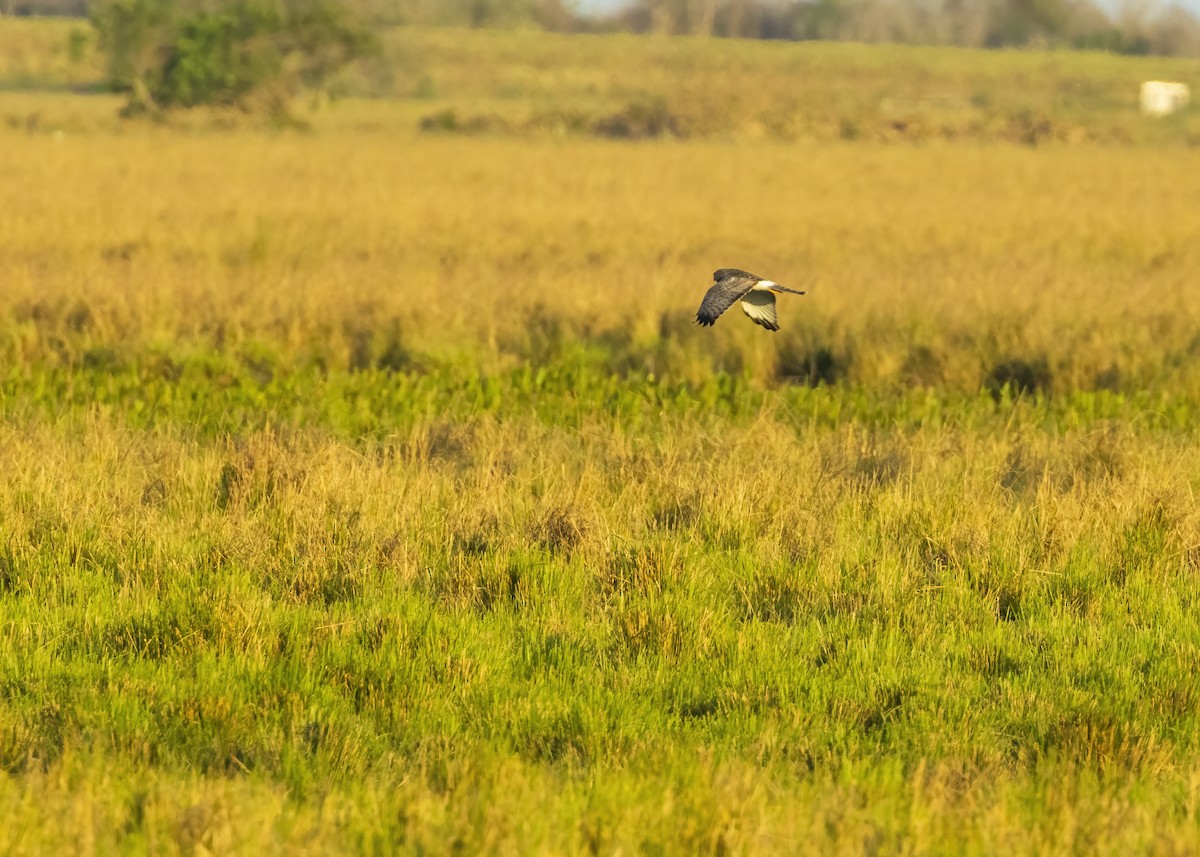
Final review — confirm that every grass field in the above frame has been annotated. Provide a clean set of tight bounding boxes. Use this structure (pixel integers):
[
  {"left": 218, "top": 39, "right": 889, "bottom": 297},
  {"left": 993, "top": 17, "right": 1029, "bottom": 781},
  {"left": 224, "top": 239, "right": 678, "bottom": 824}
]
[{"left": 4, "top": 16, "right": 1200, "bottom": 855}]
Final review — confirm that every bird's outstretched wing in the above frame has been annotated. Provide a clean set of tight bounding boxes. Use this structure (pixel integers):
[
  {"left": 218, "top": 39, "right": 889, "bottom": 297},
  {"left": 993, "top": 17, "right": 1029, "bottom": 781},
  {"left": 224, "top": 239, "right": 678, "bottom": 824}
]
[
  {"left": 738, "top": 289, "right": 779, "bottom": 331},
  {"left": 695, "top": 272, "right": 759, "bottom": 326}
]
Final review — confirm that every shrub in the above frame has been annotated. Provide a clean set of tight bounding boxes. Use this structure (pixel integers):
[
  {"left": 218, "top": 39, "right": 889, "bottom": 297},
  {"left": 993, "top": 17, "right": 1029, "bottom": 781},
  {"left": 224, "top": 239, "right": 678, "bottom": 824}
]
[{"left": 90, "top": 0, "right": 375, "bottom": 114}]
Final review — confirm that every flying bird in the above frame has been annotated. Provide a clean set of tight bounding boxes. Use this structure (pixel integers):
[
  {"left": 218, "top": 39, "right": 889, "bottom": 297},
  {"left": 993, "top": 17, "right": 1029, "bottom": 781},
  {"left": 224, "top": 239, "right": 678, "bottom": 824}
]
[{"left": 694, "top": 269, "right": 806, "bottom": 332}]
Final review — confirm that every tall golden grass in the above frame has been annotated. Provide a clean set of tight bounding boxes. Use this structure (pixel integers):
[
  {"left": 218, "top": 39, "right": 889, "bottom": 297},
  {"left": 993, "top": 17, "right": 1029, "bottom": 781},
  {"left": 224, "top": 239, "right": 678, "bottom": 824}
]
[{"left": 5, "top": 130, "right": 1200, "bottom": 392}]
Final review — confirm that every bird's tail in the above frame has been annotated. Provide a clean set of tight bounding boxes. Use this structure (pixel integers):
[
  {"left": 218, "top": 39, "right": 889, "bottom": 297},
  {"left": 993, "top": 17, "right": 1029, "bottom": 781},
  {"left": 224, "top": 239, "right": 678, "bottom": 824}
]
[{"left": 769, "top": 285, "right": 806, "bottom": 296}]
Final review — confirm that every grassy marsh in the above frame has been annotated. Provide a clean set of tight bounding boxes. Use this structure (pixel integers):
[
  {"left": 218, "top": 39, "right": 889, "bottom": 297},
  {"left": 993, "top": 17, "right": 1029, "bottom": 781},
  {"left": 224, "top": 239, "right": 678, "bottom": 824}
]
[{"left": 3, "top": 18, "right": 1200, "bottom": 855}]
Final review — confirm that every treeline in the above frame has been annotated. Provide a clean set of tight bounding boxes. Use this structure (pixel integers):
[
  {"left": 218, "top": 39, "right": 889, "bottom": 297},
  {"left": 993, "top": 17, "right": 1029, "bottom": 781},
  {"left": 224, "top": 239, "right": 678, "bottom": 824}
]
[
  {"left": 607, "top": 0, "right": 1200, "bottom": 55},
  {"left": 346, "top": 0, "right": 1200, "bottom": 55},
  {"left": 5, "top": 0, "right": 1200, "bottom": 56}
]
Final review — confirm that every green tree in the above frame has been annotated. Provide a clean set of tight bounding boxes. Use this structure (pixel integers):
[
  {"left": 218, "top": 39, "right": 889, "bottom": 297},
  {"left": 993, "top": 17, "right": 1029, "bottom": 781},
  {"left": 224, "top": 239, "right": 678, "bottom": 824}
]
[{"left": 90, "top": 0, "right": 375, "bottom": 114}]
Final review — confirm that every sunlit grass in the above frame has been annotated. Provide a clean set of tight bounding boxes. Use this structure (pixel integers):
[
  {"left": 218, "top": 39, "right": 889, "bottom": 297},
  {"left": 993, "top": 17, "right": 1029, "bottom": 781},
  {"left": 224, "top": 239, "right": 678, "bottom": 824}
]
[
  {"left": 5, "top": 133, "right": 1200, "bottom": 394},
  {"left": 3, "top": 17, "right": 1200, "bottom": 855}
]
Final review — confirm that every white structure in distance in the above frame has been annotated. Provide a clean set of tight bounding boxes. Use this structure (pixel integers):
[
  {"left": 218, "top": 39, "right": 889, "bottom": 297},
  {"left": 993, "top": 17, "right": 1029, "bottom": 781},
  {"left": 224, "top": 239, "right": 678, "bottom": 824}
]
[{"left": 1140, "top": 81, "right": 1190, "bottom": 116}]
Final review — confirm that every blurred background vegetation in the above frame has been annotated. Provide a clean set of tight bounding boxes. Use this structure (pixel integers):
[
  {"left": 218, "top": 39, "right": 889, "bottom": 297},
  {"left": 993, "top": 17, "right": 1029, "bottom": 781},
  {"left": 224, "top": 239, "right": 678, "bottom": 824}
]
[
  {"left": 3, "top": 3, "right": 1198, "bottom": 142},
  {"left": 5, "top": 0, "right": 1200, "bottom": 56}
]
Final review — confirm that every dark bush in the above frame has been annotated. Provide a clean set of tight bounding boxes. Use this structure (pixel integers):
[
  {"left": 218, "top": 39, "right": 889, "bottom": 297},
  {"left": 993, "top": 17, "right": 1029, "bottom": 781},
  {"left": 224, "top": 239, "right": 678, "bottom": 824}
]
[
  {"left": 417, "top": 108, "right": 509, "bottom": 135},
  {"left": 592, "top": 99, "right": 685, "bottom": 139},
  {"left": 985, "top": 357, "right": 1053, "bottom": 399},
  {"left": 776, "top": 341, "right": 848, "bottom": 386}
]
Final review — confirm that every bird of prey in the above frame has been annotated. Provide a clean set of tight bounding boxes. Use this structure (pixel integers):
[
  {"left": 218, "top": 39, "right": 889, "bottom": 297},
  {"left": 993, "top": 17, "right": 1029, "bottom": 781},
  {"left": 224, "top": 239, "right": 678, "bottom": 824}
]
[{"left": 694, "top": 269, "right": 806, "bottom": 332}]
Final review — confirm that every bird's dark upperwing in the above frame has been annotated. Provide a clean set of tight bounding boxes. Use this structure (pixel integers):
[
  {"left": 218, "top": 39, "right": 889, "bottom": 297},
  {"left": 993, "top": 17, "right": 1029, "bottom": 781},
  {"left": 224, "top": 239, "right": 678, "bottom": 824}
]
[{"left": 695, "top": 274, "right": 758, "bottom": 327}]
